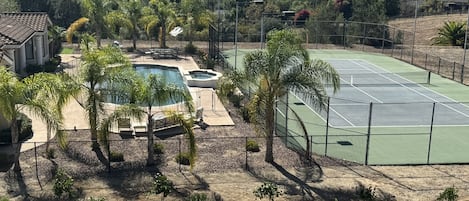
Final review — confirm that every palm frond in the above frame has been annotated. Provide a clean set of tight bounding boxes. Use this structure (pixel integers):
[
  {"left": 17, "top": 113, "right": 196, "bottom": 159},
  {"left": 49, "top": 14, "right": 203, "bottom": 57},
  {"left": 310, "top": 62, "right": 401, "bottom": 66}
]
[{"left": 66, "top": 17, "right": 90, "bottom": 43}]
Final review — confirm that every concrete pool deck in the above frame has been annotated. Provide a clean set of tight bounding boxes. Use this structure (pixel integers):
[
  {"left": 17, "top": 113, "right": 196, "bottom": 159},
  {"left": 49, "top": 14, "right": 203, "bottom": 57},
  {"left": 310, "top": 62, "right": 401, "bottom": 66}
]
[{"left": 20, "top": 53, "right": 234, "bottom": 152}]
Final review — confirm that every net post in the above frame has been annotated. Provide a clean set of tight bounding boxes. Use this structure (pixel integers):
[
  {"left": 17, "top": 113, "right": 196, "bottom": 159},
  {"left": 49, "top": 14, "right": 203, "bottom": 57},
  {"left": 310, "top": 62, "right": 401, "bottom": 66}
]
[
  {"left": 427, "top": 102, "right": 436, "bottom": 164},
  {"left": 365, "top": 102, "right": 373, "bottom": 165},
  {"left": 426, "top": 71, "right": 431, "bottom": 85},
  {"left": 325, "top": 97, "right": 330, "bottom": 156}
]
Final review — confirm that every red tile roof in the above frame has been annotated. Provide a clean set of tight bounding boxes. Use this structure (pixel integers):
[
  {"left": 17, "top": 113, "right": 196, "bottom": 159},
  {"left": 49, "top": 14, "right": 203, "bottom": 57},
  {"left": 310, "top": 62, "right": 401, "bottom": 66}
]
[{"left": 1, "top": 12, "right": 51, "bottom": 32}]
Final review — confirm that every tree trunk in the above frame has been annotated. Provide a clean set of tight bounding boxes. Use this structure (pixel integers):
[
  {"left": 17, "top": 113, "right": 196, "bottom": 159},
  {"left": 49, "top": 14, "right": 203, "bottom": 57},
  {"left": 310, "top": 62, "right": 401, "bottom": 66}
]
[
  {"left": 96, "top": 27, "right": 102, "bottom": 48},
  {"left": 264, "top": 99, "right": 275, "bottom": 163},
  {"left": 147, "top": 114, "right": 155, "bottom": 166},
  {"left": 89, "top": 89, "right": 99, "bottom": 149},
  {"left": 45, "top": 124, "right": 51, "bottom": 153},
  {"left": 11, "top": 117, "right": 21, "bottom": 172},
  {"left": 161, "top": 25, "right": 167, "bottom": 48},
  {"left": 132, "top": 27, "right": 137, "bottom": 50}
]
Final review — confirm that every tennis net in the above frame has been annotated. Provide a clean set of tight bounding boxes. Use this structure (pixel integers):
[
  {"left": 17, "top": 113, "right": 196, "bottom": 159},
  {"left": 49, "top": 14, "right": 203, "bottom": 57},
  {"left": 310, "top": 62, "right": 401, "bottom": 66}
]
[{"left": 331, "top": 71, "right": 431, "bottom": 87}]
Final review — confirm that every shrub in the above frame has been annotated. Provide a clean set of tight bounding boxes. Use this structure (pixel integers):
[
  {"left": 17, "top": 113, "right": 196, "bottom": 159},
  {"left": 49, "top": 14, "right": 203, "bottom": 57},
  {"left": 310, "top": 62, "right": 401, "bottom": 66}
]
[
  {"left": 437, "top": 186, "right": 458, "bottom": 201},
  {"left": 53, "top": 169, "right": 74, "bottom": 198},
  {"left": 188, "top": 193, "right": 208, "bottom": 201},
  {"left": 175, "top": 152, "right": 191, "bottom": 165},
  {"left": 229, "top": 95, "right": 243, "bottom": 108},
  {"left": 185, "top": 43, "right": 198, "bottom": 54},
  {"left": 246, "top": 139, "right": 260, "bottom": 152},
  {"left": 154, "top": 143, "right": 164, "bottom": 154},
  {"left": 253, "top": 182, "right": 282, "bottom": 201},
  {"left": 26, "top": 64, "right": 42, "bottom": 74},
  {"left": 18, "top": 113, "right": 33, "bottom": 142},
  {"left": 0, "top": 196, "right": 9, "bottom": 201},
  {"left": 240, "top": 106, "right": 250, "bottom": 122},
  {"left": 109, "top": 151, "right": 124, "bottom": 162},
  {"left": 355, "top": 184, "right": 377, "bottom": 201},
  {"left": 46, "top": 148, "right": 56, "bottom": 159},
  {"left": 151, "top": 173, "right": 174, "bottom": 197}
]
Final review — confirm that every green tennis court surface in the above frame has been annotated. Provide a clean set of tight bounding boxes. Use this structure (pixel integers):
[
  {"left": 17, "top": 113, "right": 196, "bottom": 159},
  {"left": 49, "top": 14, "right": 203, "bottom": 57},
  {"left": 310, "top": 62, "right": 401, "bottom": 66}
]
[{"left": 224, "top": 49, "right": 469, "bottom": 165}]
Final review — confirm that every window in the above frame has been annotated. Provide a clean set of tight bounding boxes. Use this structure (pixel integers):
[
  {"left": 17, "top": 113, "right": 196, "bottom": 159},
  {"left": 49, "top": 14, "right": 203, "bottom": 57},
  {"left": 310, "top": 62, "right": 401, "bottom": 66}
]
[{"left": 25, "top": 39, "right": 34, "bottom": 60}]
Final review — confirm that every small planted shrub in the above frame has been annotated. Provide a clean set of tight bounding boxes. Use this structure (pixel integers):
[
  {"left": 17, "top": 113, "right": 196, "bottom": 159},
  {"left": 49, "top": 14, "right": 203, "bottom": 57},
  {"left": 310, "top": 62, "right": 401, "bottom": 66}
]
[
  {"left": 240, "top": 106, "right": 250, "bottom": 122},
  {"left": 46, "top": 148, "right": 56, "bottom": 159},
  {"left": 185, "top": 43, "right": 198, "bottom": 54},
  {"left": 253, "top": 182, "right": 282, "bottom": 201},
  {"left": 187, "top": 193, "right": 208, "bottom": 201},
  {"left": 246, "top": 139, "right": 260, "bottom": 152},
  {"left": 109, "top": 151, "right": 124, "bottom": 162},
  {"left": 154, "top": 143, "right": 164, "bottom": 154},
  {"left": 437, "top": 186, "right": 458, "bottom": 201},
  {"left": 356, "top": 184, "right": 377, "bottom": 201},
  {"left": 151, "top": 173, "right": 174, "bottom": 198},
  {"left": 176, "top": 152, "right": 190, "bottom": 165},
  {"left": 53, "top": 169, "right": 74, "bottom": 198}
]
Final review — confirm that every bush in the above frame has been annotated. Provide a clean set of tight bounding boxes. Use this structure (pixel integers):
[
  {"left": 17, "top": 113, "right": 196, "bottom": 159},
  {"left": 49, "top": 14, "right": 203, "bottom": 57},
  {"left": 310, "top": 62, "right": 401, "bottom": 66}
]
[
  {"left": 246, "top": 139, "right": 260, "bottom": 152},
  {"left": 154, "top": 143, "right": 164, "bottom": 154},
  {"left": 240, "top": 106, "right": 250, "bottom": 122},
  {"left": 46, "top": 148, "right": 56, "bottom": 159},
  {"left": 185, "top": 43, "right": 198, "bottom": 54},
  {"left": 26, "top": 64, "right": 42, "bottom": 74},
  {"left": 18, "top": 113, "right": 33, "bottom": 142},
  {"left": 109, "top": 151, "right": 124, "bottom": 162},
  {"left": 188, "top": 193, "right": 208, "bottom": 201},
  {"left": 0, "top": 196, "right": 9, "bottom": 201},
  {"left": 437, "top": 186, "right": 458, "bottom": 201},
  {"left": 53, "top": 169, "right": 74, "bottom": 198},
  {"left": 253, "top": 182, "right": 282, "bottom": 201},
  {"left": 151, "top": 173, "right": 174, "bottom": 197},
  {"left": 356, "top": 184, "right": 377, "bottom": 201},
  {"left": 175, "top": 152, "right": 191, "bottom": 165}
]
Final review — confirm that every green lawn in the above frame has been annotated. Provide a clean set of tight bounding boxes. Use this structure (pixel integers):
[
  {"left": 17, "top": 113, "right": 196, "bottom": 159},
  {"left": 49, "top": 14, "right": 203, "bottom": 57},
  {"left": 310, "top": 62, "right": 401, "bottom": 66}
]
[{"left": 60, "top": 48, "right": 74, "bottom": 54}]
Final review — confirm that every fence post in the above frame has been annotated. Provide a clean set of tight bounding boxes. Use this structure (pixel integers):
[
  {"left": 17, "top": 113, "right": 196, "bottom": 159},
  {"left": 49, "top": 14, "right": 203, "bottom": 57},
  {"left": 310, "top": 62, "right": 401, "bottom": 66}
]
[
  {"left": 381, "top": 24, "right": 386, "bottom": 53},
  {"left": 437, "top": 57, "right": 441, "bottom": 74},
  {"left": 107, "top": 140, "right": 111, "bottom": 173},
  {"left": 365, "top": 102, "right": 373, "bottom": 165},
  {"left": 325, "top": 97, "right": 330, "bottom": 156},
  {"left": 34, "top": 142, "right": 43, "bottom": 190},
  {"left": 461, "top": 64, "right": 465, "bottom": 83},
  {"left": 400, "top": 48, "right": 403, "bottom": 60},
  {"left": 178, "top": 137, "right": 181, "bottom": 172},
  {"left": 452, "top": 62, "right": 456, "bottom": 80},
  {"left": 424, "top": 54, "right": 427, "bottom": 69},
  {"left": 245, "top": 137, "right": 248, "bottom": 170},
  {"left": 285, "top": 92, "right": 289, "bottom": 142},
  {"left": 362, "top": 23, "right": 367, "bottom": 51},
  {"left": 343, "top": 20, "right": 347, "bottom": 49},
  {"left": 427, "top": 102, "right": 436, "bottom": 164}
]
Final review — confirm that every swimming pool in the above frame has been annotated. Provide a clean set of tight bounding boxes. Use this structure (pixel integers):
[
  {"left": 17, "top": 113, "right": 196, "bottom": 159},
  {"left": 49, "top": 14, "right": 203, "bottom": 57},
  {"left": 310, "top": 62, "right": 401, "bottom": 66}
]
[{"left": 106, "top": 64, "right": 188, "bottom": 106}]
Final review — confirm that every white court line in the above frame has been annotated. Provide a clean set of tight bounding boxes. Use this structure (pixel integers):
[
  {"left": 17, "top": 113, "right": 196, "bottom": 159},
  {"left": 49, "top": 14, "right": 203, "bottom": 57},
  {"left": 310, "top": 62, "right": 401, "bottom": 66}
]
[
  {"left": 290, "top": 92, "right": 356, "bottom": 127},
  {"left": 354, "top": 60, "right": 469, "bottom": 118},
  {"left": 330, "top": 103, "right": 370, "bottom": 106},
  {"left": 340, "top": 77, "right": 384, "bottom": 103}
]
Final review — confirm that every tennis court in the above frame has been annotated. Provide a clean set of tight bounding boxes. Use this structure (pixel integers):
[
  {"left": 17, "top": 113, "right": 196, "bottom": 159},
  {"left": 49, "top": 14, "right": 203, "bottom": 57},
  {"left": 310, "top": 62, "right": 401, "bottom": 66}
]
[{"left": 223, "top": 49, "right": 469, "bottom": 165}]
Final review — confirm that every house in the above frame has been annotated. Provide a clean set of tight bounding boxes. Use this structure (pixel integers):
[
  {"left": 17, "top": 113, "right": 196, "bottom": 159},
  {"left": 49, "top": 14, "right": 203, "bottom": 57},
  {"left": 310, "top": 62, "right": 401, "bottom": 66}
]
[{"left": 0, "top": 12, "right": 53, "bottom": 75}]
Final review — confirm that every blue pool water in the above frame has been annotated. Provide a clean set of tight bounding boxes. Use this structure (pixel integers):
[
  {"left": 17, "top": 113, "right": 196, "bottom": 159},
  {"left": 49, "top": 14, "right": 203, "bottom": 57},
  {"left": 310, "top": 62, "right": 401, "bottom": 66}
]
[
  {"left": 135, "top": 65, "right": 186, "bottom": 88},
  {"left": 189, "top": 71, "right": 216, "bottom": 79},
  {"left": 107, "top": 64, "right": 188, "bottom": 106}
]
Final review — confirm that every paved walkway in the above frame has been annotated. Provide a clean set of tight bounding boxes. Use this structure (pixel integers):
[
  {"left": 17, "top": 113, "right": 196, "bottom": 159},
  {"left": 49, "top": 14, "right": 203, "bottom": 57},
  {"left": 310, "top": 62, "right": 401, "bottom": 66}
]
[{"left": 21, "top": 53, "right": 233, "bottom": 152}]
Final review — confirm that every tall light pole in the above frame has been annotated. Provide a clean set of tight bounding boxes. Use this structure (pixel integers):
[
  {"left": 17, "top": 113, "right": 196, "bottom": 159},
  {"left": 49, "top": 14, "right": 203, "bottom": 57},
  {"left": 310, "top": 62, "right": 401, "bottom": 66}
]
[
  {"left": 254, "top": 0, "right": 265, "bottom": 49},
  {"left": 411, "top": 0, "right": 418, "bottom": 65},
  {"left": 462, "top": 3, "right": 469, "bottom": 83}
]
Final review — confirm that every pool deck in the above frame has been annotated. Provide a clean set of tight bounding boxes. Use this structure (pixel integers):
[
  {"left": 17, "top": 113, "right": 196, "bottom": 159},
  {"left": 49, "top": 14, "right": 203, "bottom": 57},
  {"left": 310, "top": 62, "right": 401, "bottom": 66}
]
[{"left": 20, "top": 53, "right": 234, "bottom": 152}]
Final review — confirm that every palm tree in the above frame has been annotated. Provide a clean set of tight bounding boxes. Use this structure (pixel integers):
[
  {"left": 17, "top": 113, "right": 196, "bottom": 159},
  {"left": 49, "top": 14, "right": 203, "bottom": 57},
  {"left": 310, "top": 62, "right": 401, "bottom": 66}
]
[
  {"left": 22, "top": 73, "right": 80, "bottom": 151},
  {"left": 432, "top": 21, "right": 466, "bottom": 47},
  {"left": 242, "top": 29, "right": 340, "bottom": 163},
  {"left": 0, "top": 68, "right": 74, "bottom": 171},
  {"left": 141, "top": 0, "right": 178, "bottom": 48},
  {"left": 76, "top": 37, "right": 132, "bottom": 149},
  {"left": 106, "top": 0, "right": 145, "bottom": 50},
  {"left": 48, "top": 25, "right": 66, "bottom": 56},
  {"left": 180, "top": 0, "right": 214, "bottom": 46},
  {"left": 80, "top": 0, "right": 113, "bottom": 47},
  {"left": 101, "top": 73, "right": 194, "bottom": 166}
]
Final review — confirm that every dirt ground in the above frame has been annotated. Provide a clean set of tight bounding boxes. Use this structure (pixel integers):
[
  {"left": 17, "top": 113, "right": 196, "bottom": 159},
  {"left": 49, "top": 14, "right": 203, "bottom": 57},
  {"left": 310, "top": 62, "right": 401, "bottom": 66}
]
[{"left": 2, "top": 15, "right": 469, "bottom": 201}]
